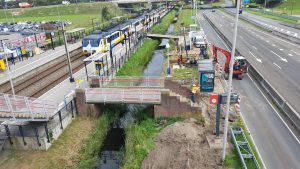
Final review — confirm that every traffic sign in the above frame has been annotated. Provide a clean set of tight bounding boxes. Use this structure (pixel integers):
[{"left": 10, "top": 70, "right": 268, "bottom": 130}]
[{"left": 210, "top": 93, "right": 219, "bottom": 104}]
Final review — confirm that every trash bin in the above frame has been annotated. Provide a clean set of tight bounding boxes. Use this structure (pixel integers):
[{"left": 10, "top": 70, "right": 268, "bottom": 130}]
[{"left": 0, "top": 59, "right": 6, "bottom": 71}]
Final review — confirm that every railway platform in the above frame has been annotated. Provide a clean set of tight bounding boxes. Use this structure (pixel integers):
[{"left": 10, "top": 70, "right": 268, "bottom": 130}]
[{"left": 0, "top": 42, "right": 82, "bottom": 85}]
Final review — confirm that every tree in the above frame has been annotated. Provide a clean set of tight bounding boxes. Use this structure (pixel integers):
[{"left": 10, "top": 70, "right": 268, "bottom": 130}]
[{"left": 102, "top": 6, "right": 111, "bottom": 21}]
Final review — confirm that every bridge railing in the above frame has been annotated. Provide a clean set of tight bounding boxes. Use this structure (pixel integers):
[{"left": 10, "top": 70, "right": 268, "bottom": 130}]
[
  {"left": 89, "top": 76, "right": 165, "bottom": 88},
  {"left": 85, "top": 88, "right": 161, "bottom": 104},
  {"left": 0, "top": 93, "right": 58, "bottom": 121}
]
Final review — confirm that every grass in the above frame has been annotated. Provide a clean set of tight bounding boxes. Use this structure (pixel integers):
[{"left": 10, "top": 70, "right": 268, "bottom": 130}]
[
  {"left": 224, "top": 112, "right": 265, "bottom": 169},
  {"left": 271, "top": 0, "right": 300, "bottom": 15},
  {"left": 116, "top": 39, "right": 159, "bottom": 76},
  {"left": 174, "top": 9, "right": 194, "bottom": 33},
  {"left": 151, "top": 8, "right": 178, "bottom": 34},
  {"left": 121, "top": 116, "right": 183, "bottom": 169},
  {"left": 211, "top": 0, "right": 225, "bottom": 7},
  {"left": 76, "top": 105, "right": 126, "bottom": 168},
  {"left": 172, "top": 67, "right": 198, "bottom": 79},
  {"left": 0, "top": 2, "right": 129, "bottom": 30},
  {"left": 245, "top": 9, "right": 299, "bottom": 25},
  {"left": 0, "top": 117, "right": 96, "bottom": 169}
]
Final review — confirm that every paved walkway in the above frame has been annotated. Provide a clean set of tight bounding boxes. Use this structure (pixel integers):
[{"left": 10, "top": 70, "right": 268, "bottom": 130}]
[{"left": 0, "top": 42, "right": 82, "bottom": 85}]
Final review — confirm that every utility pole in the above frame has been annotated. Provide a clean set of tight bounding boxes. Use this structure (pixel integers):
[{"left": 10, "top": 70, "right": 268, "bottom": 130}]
[
  {"left": 221, "top": 0, "right": 241, "bottom": 163},
  {"left": 1, "top": 40, "right": 15, "bottom": 96},
  {"left": 61, "top": 23, "right": 75, "bottom": 82},
  {"left": 264, "top": 0, "right": 267, "bottom": 13},
  {"left": 291, "top": 0, "right": 295, "bottom": 15}
]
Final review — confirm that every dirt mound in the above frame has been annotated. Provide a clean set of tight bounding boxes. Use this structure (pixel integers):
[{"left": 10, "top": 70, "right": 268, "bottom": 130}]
[{"left": 141, "top": 118, "right": 222, "bottom": 169}]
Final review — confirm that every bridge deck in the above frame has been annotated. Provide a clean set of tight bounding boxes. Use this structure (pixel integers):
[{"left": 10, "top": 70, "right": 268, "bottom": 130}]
[
  {"left": 146, "top": 33, "right": 180, "bottom": 39},
  {"left": 85, "top": 88, "right": 161, "bottom": 104}
]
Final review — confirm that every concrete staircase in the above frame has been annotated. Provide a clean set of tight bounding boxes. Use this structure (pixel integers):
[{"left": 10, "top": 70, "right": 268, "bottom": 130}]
[{"left": 168, "top": 90, "right": 201, "bottom": 108}]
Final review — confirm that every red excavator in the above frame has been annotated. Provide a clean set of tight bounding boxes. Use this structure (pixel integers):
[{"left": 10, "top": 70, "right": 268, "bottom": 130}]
[{"left": 212, "top": 45, "right": 248, "bottom": 80}]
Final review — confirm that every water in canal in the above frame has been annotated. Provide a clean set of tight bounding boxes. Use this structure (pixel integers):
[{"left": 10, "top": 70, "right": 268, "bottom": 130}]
[{"left": 96, "top": 24, "right": 175, "bottom": 169}]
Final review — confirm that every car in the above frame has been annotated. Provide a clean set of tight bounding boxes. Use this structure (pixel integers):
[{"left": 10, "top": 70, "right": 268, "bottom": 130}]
[{"left": 212, "top": 9, "right": 215, "bottom": 12}]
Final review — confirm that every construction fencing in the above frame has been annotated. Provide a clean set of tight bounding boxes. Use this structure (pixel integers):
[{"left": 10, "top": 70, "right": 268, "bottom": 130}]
[
  {"left": 85, "top": 88, "right": 161, "bottom": 104},
  {"left": 0, "top": 93, "right": 58, "bottom": 121}
]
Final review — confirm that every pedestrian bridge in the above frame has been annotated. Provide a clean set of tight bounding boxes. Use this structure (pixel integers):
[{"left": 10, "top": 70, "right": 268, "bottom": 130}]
[
  {"left": 146, "top": 33, "right": 180, "bottom": 39},
  {"left": 85, "top": 88, "right": 161, "bottom": 104},
  {"left": 86, "top": 76, "right": 164, "bottom": 104}
]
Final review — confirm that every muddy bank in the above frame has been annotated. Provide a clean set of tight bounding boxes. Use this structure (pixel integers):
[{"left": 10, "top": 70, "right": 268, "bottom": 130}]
[{"left": 141, "top": 118, "right": 222, "bottom": 169}]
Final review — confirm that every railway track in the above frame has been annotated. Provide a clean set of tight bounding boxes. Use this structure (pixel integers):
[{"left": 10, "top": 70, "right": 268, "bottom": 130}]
[{"left": 0, "top": 48, "right": 87, "bottom": 98}]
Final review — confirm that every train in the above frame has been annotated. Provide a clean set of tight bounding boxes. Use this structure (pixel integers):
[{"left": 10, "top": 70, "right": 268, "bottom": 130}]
[{"left": 82, "top": 6, "right": 171, "bottom": 56}]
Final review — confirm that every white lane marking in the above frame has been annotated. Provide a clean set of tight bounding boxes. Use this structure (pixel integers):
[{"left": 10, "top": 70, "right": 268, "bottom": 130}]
[
  {"left": 252, "top": 46, "right": 257, "bottom": 50},
  {"left": 219, "top": 23, "right": 223, "bottom": 27},
  {"left": 298, "top": 60, "right": 300, "bottom": 63},
  {"left": 272, "top": 44, "right": 276, "bottom": 47},
  {"left": 260, "top": 37, "right": 264, "bottom": 40},
  {"left": 271, "top": 50, "right": 288, "bottom": 62},
  {"left": 288, "top": 54, "right": 293, "bottom": 57},
  {"left": 295, "top": 33, "right": 298, "bottom": 37},
  {"left": 279, "top": 49, "right": 284, "bottom": 51},
  {"left": 273, "top": 62, "right": 282, "bottom": 69},
  {"left": 256, "top": 34, "right": 259, "bottom": 37},
  {"left": 291, "top": 50, "right": 300, "bottom": 55},
  {"left": 266, "top": 40, "right": 269, "bottom": 43},
  {"left": 248, "top": 74, "right": 300, "bottom": 147},
  {"left": 249, "top": 51, "right": 262, "bottom": 63},
  {"left": 252, "top": 28, "right": 300, "bottom": 48},
  {"left": 240, "top": 35, "right": 244, "bottom": 39}
]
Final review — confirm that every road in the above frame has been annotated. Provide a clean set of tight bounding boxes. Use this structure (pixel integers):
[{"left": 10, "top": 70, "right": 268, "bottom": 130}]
[
  {"left": 204, "top": 9, "right": 300, "bottom": 119},
  {"left": 198, "top": 10, "right": 300, "bottom": 169},
  {"left": 226, "top": 8, "right": 300, "bottom": 38}
]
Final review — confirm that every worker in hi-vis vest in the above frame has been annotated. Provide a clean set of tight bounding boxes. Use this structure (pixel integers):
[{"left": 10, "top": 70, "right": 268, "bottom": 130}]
[{"left": 191, "top": 84, "right": 199, "bottom": 103}]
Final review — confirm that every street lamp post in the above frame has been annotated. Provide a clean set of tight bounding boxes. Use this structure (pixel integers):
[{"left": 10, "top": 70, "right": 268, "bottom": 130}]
[
  {"left": 1, "top": 40, "right": 15, "bottom": 96},
  {"left": 61, "top": 23, "right": 75, "bottom": 82},
  {"left": 166, "top": 42, "right": 171, "bottom": 77},
  {"left": 221, "top": 0, "right": 241, "bottom": 163}
]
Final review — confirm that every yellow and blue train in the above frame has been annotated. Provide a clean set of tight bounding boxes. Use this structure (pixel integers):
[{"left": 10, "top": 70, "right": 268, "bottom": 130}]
[{"left": 82, "top": 6, "right": 169, "bottom": 56}]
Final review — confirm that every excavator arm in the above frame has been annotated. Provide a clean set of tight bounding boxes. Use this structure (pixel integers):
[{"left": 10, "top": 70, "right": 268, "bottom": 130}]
[{"left": 212, "top": 45, "right": 231, "bottom": 72}]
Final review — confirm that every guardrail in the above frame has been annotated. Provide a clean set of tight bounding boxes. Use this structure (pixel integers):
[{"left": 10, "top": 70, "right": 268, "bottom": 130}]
[
  {"left": 231, "top": 126, "right": 260, "bottom": 169},
  {"left": 222, "top": 9, "right": 300, "bottom": 45},
  {"left": 203, "top": 12, "right": 300, "bottom": 132}
]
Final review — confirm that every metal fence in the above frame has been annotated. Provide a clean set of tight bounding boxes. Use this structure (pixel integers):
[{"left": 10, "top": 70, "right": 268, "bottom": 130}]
[
  {"left": 85, "top": 88, "right": 161, "bottom": 104},
  {"left": 252, "top": 9, "right": 300, "bottom": 21},
  {"left": 231, "top": 126, "right": 260, "bottom": 169},
  {"left": 90, "top": 76, "right": 165, "bottom": 88},
  {"left": 0, "top": 93, "right": 58, "bottom": 121}
]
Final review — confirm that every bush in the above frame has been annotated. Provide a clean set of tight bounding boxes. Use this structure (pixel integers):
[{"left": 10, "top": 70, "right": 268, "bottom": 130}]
[{"left": 117, "top": 39, "right": 159, "bottom": 76}]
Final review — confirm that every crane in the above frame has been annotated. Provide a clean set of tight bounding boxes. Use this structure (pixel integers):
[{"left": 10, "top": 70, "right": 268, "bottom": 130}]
[{"left": 212, "top": 45, "right": 248, "bottom": 80}]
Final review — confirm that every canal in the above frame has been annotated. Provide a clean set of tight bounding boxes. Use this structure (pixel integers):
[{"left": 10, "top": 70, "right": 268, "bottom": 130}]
[{"left": 96, "top": 23, "right": 175, "bottom": 169}]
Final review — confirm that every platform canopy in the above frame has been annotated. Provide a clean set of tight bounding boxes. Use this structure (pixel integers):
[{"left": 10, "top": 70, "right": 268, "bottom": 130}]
[{"left": 83, "top": 52, "right": 108, "bottom": 62}]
